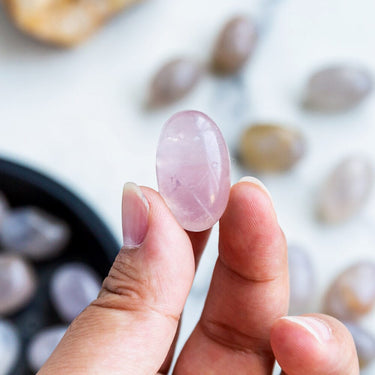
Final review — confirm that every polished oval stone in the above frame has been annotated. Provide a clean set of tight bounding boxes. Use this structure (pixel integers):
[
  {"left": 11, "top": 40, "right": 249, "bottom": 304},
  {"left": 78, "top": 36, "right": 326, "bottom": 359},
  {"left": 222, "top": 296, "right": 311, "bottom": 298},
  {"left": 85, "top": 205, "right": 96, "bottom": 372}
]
[
  {"left": 0, "top": 192, "right": 9, "bottom": 227},
  {"left": 0, "top": 320, "right": 20, "bottom": 375},
  {"left": 288, "top": 245, "right": 315, "bottom": 315},
  {"left": 317, "top": 156, "right": 373, "bottom": 223},
  {"left": 324, "top": 262, "right": 375, "bottom": 321},
  {"left": 345, "top": 322, "right": 375, "bottom": 368},
  {"left": 156, "top": 110, "right": 231, "bottom": 232},
  {"left": 239, "top": 123, "right": 306, "bottom": 172},
  {"left": 212, "top": 16, "right": 257, "bottom": 74},
  {"left": 0, "top": 207, "right": 71, "bottom": 260},
  {"left": 0, "top": 254, "right": 37, "bottom": 315},
  {"left": 27, "top": 325, "right": 67, "bottom": 372},
  {"left": 149, "top": 59, "right": 202, "bottom": 106},
  {"left": 50, "top": 262, "right": 102, "bottom": 322},
  {"left": 304, "top": 65, "right": 373, "bottom": 111}
]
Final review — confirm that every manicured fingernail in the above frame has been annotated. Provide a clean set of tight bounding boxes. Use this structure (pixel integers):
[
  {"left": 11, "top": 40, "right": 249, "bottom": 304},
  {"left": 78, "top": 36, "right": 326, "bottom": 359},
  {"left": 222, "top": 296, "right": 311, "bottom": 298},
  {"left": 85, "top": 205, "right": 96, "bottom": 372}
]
[
  {"left": 122, "top": 182, "right": 149, "bottom": 248},
  {"left": 239, "top": 176, "right": 273, "bottom": 202},
  {"left": 281, "top": 316, "right": 332, "bottom": 343}
]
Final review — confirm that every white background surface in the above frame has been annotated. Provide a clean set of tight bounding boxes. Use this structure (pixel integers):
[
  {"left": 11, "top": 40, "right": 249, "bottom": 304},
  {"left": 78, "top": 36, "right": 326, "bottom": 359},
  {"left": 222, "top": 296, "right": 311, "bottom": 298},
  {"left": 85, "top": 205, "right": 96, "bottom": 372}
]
[{"left": 1, "top": 0, "right": 375, "bottom": 373}]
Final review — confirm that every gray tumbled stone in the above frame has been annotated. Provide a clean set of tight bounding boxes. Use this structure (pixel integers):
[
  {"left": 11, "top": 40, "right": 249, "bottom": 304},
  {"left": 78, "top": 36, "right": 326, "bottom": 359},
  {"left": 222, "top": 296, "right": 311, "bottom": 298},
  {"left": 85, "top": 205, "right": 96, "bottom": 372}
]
[
  {"left": 149, "top": 58, "right": 202, "bottom": 106},
  {"left": 27, "top": 325, "right": 67, "bottom": 372},
  {"left": 345, "top": 322, "right": 375, "bottom": 368},
  {"left": 317, "top": 156, "right": 374, "bottom": 223},
  {"left": 0, "top": 320, "right": 20, "bottom": 375},
  {"left": 0, "top": 207, "right": 70, "bottom": 260},
  {"left": 50, "top": 263, "right": 101, "bottom": 322},
  {"left": 304, "top": 64, "right": 373, "bottom": 111},
  {"left": 0, "top": 254, "right": 37, "bottom": 315}
]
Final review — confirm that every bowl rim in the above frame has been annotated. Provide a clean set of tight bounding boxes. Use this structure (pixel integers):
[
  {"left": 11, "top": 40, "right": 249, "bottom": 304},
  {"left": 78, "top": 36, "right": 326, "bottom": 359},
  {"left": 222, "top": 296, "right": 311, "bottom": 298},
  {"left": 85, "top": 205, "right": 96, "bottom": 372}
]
[{"left": 0, "top": 157, "right": 120, "bottom": 261}]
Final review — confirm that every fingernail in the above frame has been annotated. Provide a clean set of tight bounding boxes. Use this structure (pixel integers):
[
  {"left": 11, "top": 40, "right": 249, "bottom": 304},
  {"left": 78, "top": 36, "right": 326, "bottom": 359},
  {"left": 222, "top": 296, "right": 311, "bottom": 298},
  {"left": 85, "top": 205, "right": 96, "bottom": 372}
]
[
  {"left": 281, "top": 316, "right": 332, "bottom": 343},
  {"left": 239, "top": 176, "right": 273, "bottom": 202},
  {"left": 122, "top": 182, "right": 149, "bottom": 248}
]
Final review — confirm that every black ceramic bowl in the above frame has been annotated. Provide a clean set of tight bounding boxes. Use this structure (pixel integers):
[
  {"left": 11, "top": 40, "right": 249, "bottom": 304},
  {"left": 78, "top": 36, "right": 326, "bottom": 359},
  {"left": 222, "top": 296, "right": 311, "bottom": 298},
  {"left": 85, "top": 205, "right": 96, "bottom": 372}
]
[{"left": 0, "top": 158, "right": 119, "bottom": 374}]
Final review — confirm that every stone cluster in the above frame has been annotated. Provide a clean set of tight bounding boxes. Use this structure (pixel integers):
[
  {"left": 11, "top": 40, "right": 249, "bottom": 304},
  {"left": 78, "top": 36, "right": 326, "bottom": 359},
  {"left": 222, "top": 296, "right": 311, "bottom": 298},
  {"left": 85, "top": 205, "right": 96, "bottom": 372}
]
[
  {"left": 0, "top": 190, "right": 103, "bottom": 372},
  {"left": 148, "top": 15, "right": 257, "bottom": 106}
]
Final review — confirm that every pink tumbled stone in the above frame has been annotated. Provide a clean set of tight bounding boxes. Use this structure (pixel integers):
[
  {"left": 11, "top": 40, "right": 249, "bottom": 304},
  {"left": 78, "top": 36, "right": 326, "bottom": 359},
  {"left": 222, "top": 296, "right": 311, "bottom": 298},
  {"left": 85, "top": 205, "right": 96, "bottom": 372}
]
[{"left": 156, "top": 111, "right": 231, "bottom": 232}]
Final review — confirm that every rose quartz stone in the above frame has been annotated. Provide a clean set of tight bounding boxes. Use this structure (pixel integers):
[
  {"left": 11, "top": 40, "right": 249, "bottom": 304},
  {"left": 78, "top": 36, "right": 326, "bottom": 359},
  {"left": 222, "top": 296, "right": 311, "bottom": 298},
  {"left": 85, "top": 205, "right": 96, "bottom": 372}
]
[{"left": 156, "top": 111, "right": 231, "bottom": 232}]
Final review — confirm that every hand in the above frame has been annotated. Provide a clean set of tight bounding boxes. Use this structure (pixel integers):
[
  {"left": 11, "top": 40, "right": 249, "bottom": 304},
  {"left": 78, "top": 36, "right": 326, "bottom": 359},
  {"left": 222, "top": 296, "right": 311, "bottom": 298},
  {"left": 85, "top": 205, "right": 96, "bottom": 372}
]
[{"left": 39, "top": 179, "right": 359, "bottom": 375}]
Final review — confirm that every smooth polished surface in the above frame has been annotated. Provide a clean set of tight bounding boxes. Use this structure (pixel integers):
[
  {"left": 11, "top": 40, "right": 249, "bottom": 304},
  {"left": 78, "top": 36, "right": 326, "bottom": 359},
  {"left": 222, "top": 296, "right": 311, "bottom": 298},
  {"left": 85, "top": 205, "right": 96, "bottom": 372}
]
[
  {"left": 27, "top": 325, "right": 67, "bottom": 372},
  {"left": 156, "top": 111, "right": 231, "bottom": 232},
  {"left": 239, "top": 123, "right": 306, "bottom": 172},
  {"left": 0, "top": 254, "right": 37, "bottom": 315},
  {"left": 50, "top": 262, "right": 102, "bottom": 322},
  {"left": 317, "top": 156, "right": 374, "bottom": 223},
  {"left": 149, "top": 59, "right": 202, "bottom": 107},
  {"left": 212, "top": 15, "right": 257, "bottom": 74},
  {"left": 0, "top": 207, "right": 71, "bottom": 261},
  {"left": 0, "top": 320, "right": 20, "bottom": 375},
  {"left": 324, "top": 262, "right": 375, "bottom": 321},
  {"left": 304, "top": 64, "right": 373, "bottom": 111}
]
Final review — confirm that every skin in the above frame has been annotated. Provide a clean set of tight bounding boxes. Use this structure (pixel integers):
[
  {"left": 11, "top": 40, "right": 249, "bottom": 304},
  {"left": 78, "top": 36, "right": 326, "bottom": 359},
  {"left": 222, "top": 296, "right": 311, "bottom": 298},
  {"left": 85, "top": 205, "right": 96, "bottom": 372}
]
[{"left": 39, "top": 180, "right": 360, "bottom": 375}]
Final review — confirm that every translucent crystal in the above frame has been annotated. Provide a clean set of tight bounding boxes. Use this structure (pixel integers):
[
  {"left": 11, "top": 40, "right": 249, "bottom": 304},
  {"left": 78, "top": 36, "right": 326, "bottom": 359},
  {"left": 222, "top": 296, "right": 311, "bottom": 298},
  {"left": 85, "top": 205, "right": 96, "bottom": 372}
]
[
  {"left": 0, "top": 192, "right": 9, "bottom": 227},
  {"left": 317, "top": 156, "right": 373, "bottom": 223},
  {"left": 212, "top": 16, "right": 257, "bottom": 74},
  {"left": 239, "top": 123, "right": 306, "bottom": 172},
  {"left": 0, "top": 207, "right": 70, "bottom": 260},
  {"left": 0, "top": 254, "right": 37, "bottom": 315},
  {"left": 288, "top": 245, "right": 315, "bottom": 315},
  {"left": 156, "top": 110, "right": 231, "bottom": 232},
  {"left": 149, "top": 59, "right": 202, "bottom": 106},
  {"left": 324, "top": 262, "right": 375, "bottom": 321},
  {"left": 50, "top": 263, "right": 101, "bottom": 322},
  {"left": 27, "top": 325, "right": 67, "bottom": 372},
  {"left": 345, "top": 322, "right": 375, "bottom": 368},
  {"left": 304, "top": 65, "right": 373, "bottom": 111},
  {"left": 0, "top": 320, "right": 20, "bottom": 375}
]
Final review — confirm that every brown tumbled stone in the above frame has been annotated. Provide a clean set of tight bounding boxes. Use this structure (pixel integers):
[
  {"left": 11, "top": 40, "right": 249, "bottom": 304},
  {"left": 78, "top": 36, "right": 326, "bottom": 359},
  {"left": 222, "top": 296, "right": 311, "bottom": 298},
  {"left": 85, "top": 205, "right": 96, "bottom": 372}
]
[
  {"left": 212, "top": 16, "right": 257, "bottom": 74},
  {"left": 324, "top": 262, "right": 375, "bottom": 321},
  {"left": 239, "top": 123, "right": 306, "bottom": 172},
  {"left": 148, "top": 59, "right": 203, "bottom": 107}
]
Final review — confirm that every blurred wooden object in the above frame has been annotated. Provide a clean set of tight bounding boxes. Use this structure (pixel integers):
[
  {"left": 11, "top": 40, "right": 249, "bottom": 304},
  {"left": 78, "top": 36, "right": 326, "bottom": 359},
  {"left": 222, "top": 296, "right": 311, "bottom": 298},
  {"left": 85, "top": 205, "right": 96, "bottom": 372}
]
[{"left": 4, "top": 0, "right": 141, "bottom": 46}]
